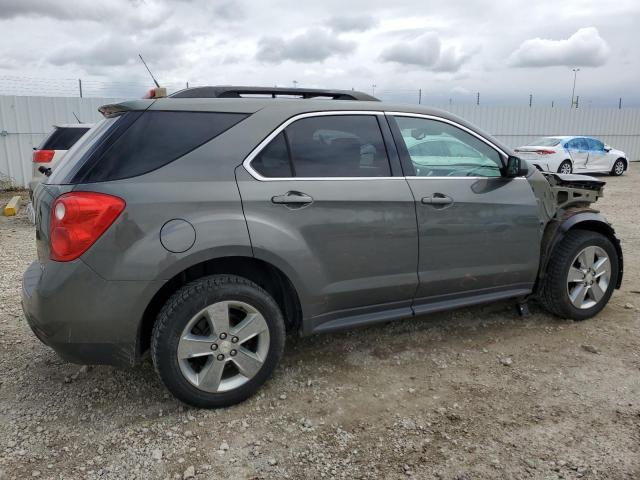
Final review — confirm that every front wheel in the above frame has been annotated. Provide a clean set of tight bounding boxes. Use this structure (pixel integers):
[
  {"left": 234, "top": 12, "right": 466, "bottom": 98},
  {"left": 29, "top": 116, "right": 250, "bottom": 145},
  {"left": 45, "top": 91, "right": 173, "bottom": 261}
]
[
  {"left": 610, "top": 159, "right": 625, "bottom": 176},
  {"left": 151, "top": 275, "right": 286, "bottom": 408},
  {"left": 538, "top": 230, "right": 619, "bottom": 320},
  {"left": 558, "top": 160, "right": 573, "bottom": 174}
]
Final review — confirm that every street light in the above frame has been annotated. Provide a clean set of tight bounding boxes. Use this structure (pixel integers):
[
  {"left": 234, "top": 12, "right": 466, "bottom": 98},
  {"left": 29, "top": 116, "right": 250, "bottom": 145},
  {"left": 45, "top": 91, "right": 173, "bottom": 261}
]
[
  {"left": 570, "top": 68, "right": 580, "bottom": 108},
  {"left": 293, "top": 80, "right": 298, "bottom": 88},
  {"left": 371, "top": 84, "right": 377, "bottom": 96}
]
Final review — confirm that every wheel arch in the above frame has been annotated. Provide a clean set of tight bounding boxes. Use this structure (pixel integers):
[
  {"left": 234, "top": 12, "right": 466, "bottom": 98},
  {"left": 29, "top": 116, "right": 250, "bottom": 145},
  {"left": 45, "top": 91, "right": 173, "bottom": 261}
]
[
  {"left": 535, "top": 210, "right": 623, "bottom": 293},
  {"left": 136, "top": 255, "right": 303, "bottom": 361}
]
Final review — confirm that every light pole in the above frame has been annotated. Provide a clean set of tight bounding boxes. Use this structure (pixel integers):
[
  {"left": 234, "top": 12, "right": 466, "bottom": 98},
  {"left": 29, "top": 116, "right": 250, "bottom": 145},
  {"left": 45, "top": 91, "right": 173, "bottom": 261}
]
[
  {"left": 371, "top": 84, "right": 377, "bottom": 96},
  {"left": 570, "top": 68, "right": 580, "bottom": 107},
  {"left": 293, "top": 80, "right": 298, "bottom": 89}
]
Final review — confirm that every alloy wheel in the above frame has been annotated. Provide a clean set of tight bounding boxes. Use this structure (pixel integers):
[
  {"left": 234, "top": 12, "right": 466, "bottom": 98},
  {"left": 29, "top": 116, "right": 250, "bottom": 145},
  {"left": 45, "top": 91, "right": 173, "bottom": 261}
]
[
  {"left": 560, "top": 162, "right": 572, "bottom": 174},
  {"left": 566, "top": 246, "right": 611, "bottom": 309},
  {"left": 614, "top": 161, "right": 624, "bottom": 175},
  {"left": 177, "top": 301, "right": 270, "bottom": 392}
]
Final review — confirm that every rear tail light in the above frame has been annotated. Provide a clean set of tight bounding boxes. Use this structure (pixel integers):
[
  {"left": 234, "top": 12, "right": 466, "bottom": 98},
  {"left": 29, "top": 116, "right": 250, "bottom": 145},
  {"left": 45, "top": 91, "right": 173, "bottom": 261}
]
[
  {"left": 535, "top": 149, "right": 556, "bottom": 155},
  {"left": 50, "top": 192, "right": 125, "bottom": 262},
  {"left": 33, "top": 150, "right": 55, "bottom": 163}
]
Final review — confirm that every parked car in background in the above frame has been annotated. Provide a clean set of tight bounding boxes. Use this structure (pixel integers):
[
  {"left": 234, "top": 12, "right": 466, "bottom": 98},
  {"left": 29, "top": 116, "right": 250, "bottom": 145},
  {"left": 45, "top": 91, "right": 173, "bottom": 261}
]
[
  {"left": 515, "top": 136, "right": 628, "bottom": 176},
  {"left": 30, "top": 124, "right": 93, "bottom": 195},
  {"left": 23, "top": 86, "right": 623, "bottom": 408}
]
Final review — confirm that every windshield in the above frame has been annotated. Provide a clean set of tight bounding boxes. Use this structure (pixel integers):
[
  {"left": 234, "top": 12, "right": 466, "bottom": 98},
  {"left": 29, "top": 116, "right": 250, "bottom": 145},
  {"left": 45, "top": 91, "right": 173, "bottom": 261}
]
[{"left": 529, "top": 137, "right": 562, "bottom": 146}]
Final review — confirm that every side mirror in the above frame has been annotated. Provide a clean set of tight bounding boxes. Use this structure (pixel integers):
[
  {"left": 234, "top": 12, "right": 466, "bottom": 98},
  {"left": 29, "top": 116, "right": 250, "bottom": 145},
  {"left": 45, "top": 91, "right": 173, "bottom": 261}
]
[
  {"left": 504, "top": 156, "right": 524, "bottom": 178},
  {"left": 604, "top": 144, "right": 611, "bottom": 152}
]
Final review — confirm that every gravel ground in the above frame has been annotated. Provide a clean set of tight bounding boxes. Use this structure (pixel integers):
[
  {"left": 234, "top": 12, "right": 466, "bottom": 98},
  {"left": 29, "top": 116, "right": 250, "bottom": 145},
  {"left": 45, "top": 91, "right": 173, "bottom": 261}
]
[{"left": 0, "top": 171, "right": 639, "bottom": 480}]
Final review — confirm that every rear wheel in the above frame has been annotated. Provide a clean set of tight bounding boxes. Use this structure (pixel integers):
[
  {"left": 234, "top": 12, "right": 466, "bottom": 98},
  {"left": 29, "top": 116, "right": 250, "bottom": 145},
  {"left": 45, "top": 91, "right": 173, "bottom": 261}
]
[
  {"left": 558, "top": 160, "right": 573, "bottom": 174},
  {"left": 539, "top": 230, "right": 618, "bottom": 320},
  {"left": 610, "top": 158, "right": 625, "bottom": 176},
  {"left": 151, "top": 275, "right": 286, "bottom": 408}
]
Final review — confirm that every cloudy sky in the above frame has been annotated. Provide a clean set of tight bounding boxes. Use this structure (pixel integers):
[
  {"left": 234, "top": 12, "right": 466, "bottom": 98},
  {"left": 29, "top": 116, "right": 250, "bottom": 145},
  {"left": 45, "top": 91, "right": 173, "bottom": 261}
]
[{"left": 0, "top": 0, "right": 638, "bottom": 106}]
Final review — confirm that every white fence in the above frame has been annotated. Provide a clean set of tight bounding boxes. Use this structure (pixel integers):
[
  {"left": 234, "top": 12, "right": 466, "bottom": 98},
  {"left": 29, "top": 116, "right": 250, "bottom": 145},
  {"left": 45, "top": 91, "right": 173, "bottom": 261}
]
[
  {"left": 1, "top": 95, "right": 639, "bottom": 188},
  {"left": 0, "top": 96, "right": 123, "bottom": 187}
]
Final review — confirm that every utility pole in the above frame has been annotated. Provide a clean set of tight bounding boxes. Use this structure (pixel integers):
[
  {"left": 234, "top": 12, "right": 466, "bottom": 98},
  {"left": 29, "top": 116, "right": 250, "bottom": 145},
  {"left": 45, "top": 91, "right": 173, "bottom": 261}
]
[
  {"left": 78, "top": 79, "right": 83, "bottom": 98},
  {"left": 570, "top": 68, "right": 580, "bottom": 107},
  {"left": 476, "top": 92, "right": 480, "bottom": 105},
  {"left": 418, "top": 88, "right": 422, "bottom": 105},
  {"left": 529, "top": 94, "right": 532, "bottom": 107}
]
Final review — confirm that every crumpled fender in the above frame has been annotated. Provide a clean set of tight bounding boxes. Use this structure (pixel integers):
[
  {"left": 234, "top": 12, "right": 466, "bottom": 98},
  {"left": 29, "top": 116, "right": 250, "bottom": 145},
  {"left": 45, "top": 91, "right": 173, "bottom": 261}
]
[{"left": 535, "top": 208, "right": 623, "bottom": 292}]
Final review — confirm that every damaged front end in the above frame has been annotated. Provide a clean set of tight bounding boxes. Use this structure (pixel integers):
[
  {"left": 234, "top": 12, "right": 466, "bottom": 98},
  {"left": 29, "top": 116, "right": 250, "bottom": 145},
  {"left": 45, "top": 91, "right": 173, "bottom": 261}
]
[
  {"left": 543, "top": 172, "right": 605, "bottom": 209},
  {"left": 529, "top": 170, "right": 623, "bottom": 292}
]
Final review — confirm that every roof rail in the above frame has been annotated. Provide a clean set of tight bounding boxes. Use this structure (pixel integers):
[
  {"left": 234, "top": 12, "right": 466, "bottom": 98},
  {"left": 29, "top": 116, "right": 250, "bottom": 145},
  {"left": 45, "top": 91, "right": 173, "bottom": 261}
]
[{"left": 169, "top": 86, "right": 379, "bottom": 101}]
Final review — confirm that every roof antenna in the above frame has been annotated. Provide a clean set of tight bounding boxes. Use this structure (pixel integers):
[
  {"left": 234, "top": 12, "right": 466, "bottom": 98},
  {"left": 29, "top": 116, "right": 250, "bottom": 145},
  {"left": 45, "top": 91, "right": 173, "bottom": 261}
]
[
  {"left": 138, "top": 54, "right": 166, "bottom": 97},
  {"left": 72, "top": 112, "right": 82, "bottom": 123}
]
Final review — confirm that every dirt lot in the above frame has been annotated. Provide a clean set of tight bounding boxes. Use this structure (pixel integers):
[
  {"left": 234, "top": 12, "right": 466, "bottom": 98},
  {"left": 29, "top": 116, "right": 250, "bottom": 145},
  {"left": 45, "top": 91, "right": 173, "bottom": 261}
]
[{"left": 0, "top": 171, "right": 639, "bottom": 480}]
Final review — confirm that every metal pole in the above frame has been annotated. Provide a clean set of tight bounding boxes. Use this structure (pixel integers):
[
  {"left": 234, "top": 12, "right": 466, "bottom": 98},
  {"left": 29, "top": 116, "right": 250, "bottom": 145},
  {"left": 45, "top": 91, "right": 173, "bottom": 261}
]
[
  {"left": 186, "top": 81, "right": 189, "bottom": 88},
  {"left": 570, "top": 68, "right": 579, "bottom": 107},
  {"left": 619, "top": 97, "right": 622, "bottom": 109},
  {"left": 575, "top": 95, "right": 580, "bottom": 109},
  {"left": 371, "top": 84, "right": 376, "bottom": 96},
  {"left": 476, "top": 92, "right": 480, "bottom": 105},
  {"left": 78, "top": 79, "right": 83, "bottom": 98},
  {"left": 293, "top": 80, "right": 298, "bottom": 88},
  {"left": 529, "top": 94, "right": 532, "bottom": 107},
  {"left": 551, "top": 100, "right": 554, "bottom": 108},
  {"left": 418, "top": 89, "right": 422, "bottom": 105}
]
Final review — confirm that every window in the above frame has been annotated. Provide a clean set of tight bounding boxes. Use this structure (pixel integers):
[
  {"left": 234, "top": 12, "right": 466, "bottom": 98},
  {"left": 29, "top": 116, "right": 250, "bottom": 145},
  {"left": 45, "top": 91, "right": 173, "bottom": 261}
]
[
  {"left": 71, "top": 111, "right": 248, "bottom": 183},
  {"left": 251, "top": 132, "right": 293, "bottom": 177},
  {"left": 284, "top": 115, "right": 390, "bottom": 177},
  {"left": 585, "top": 138, "right": 604, "bottom": 151},
  {"left": 567, "top": 138, "right": 589, "bottom": 150},
  {"left": 394, "top": 116, "right": 502, "bottom": 177},
  {"left": 40, "top": 127, "right": 90, "bottom": 150}
]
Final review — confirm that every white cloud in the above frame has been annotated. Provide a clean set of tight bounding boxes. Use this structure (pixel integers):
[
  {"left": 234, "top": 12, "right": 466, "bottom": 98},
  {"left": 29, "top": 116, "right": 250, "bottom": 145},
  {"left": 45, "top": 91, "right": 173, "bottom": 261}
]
[
  {"left": 379, "top": 32, "right": 472, "bottom": 72},
  {"left": 508, "top": 27, "right": 610, "bottom": 67},
  {"left": 256, "top": 28, "right": 356, "bottom": 63}
]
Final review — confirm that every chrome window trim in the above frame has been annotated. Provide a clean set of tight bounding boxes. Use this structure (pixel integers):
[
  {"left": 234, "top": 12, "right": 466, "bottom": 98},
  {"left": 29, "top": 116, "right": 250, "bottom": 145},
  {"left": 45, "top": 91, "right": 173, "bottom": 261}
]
[
  {"left": 242, "top": 110, "right": 516, "bottom": 182},
  {"left": 242, "top": 110, "right": 401, "bottom": 181}
]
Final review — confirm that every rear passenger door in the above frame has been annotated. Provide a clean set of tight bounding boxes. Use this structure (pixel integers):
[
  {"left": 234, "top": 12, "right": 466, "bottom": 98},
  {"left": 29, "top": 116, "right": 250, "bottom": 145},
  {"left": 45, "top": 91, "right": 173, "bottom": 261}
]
[{"left": 236, "top": 112, "right": 419, "bottom": 333}]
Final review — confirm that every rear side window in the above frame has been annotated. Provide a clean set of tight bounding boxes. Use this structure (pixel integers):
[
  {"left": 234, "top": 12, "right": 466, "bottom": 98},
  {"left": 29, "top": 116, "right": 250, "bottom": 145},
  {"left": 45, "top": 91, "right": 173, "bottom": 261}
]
[
  {"left": 251, "top": 132, "right": 293, "bottom": 178},
  {"left": 73, "top": 111, "right": 247, "bottom": 183},
  {"left": 286, "top": 116, "right": 390, "bottom": 177},
  {"left": 39, "top": 127, "right": 89, "bottom": 150}
]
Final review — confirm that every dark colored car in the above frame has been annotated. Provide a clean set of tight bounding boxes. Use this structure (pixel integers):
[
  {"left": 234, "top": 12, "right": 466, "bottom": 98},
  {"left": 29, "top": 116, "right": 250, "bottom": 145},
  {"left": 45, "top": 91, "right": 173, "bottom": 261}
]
[{"left": 22, "top": 86, "right": 623, "bottom": 408}]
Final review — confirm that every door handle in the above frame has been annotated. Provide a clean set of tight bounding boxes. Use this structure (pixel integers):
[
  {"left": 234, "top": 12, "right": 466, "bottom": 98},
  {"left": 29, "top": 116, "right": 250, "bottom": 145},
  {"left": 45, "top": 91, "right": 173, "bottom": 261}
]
[
  {"left": 421, "top": 194, "right": 453, "bottom": 205},
  {"left": 271, "top": 191, "right": 314, "bottom": 205}
]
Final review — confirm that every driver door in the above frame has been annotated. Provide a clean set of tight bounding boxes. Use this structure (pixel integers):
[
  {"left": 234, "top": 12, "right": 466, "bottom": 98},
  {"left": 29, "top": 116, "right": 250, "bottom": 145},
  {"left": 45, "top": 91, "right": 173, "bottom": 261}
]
[
  {"left": 388, "top": 114, "right": 541, "bottom": 311},
  {"left": 566, "top": 138, "right": 589, "bottom": 170}
]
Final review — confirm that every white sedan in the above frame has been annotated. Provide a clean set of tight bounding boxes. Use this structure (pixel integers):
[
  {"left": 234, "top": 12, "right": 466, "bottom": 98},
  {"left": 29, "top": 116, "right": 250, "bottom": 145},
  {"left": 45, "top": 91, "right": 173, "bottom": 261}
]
[{"left": 515, "top": 136, "right": 628, "bottom": 176}]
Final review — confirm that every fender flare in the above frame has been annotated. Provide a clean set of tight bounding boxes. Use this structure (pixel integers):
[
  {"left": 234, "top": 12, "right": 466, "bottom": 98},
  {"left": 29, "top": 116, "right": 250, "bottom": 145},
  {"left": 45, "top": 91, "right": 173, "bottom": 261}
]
[{"left": 535, "top": 210, "right": 623, "bottom": 292}]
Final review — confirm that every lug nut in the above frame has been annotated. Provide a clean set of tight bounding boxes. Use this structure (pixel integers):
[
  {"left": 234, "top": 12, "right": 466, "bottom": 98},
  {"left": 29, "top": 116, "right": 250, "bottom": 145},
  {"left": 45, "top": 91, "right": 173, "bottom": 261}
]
[
  {"left": 219, "top": 333, "right": 227, "bottom": 340},
  {"left": 210, "top": 344, "right": 218, "bottom": 351},
  {"left": 231, "top": 336, "right": 239, "bottom": 343},
  {"left": 230, "top": 349, "right": 237, "bottom": 356},
  {"left": 217, "top": 354, "right": 225, "bottom": 361}
]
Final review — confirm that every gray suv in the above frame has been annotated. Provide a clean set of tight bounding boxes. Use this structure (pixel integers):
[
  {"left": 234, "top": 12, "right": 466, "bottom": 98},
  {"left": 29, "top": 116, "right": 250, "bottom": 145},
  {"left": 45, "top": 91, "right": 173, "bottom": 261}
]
[{"left": 22, "top": 86, "right": 623, "bottom": 408}]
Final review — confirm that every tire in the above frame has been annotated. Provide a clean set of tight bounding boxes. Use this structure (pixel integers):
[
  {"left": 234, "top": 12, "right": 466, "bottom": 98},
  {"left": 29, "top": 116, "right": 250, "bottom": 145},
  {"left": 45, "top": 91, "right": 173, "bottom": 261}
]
[
  {"left": 610, "top": 158, "right": 626, "bottom": 176},
  {"left": 538, "top": 229, "right": 619, "bottom": 320},
  {"left": 557, "top": 160, "right": 573, "bottom": 174},
  {"left": 151, "top": 275, "right": 286, "bottom": 408}
]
